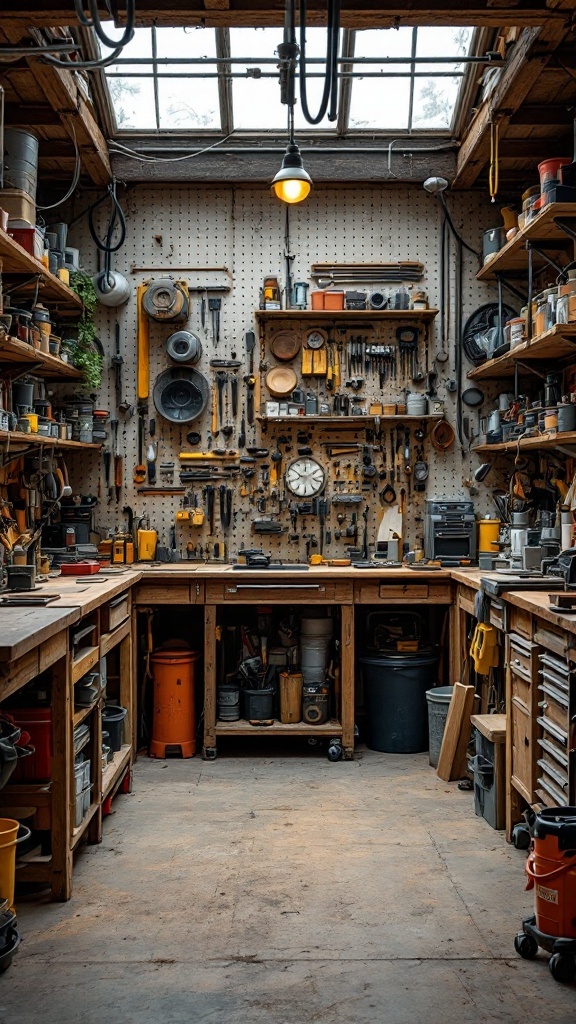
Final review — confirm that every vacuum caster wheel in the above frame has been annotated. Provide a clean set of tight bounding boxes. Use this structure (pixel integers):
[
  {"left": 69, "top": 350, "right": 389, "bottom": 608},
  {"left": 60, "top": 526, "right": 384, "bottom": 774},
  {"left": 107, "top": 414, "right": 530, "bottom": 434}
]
[
  {"left": 327, "top": 740, "right": 342, "bottom": 762},
  {"left": 511, "top": 823, "right": 531, "bottom": 850},
  {"left": 514, "top": 932, "right": 538, "bottom": 960},
  {"left": 549, "top": 953, "right": 576, "bottom": 984},
  {"left": 307, "top": 738, "right": 319, "bottom": 747},
  {"left": 203, "top": 747, "right": 217, "bottom": 761}
]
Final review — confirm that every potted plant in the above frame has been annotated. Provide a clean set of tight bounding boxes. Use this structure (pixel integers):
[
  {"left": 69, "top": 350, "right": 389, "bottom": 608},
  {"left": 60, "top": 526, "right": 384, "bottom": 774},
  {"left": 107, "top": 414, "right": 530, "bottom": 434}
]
[{"left": 69, "top": 271, "right": 104, "bottom": 392}]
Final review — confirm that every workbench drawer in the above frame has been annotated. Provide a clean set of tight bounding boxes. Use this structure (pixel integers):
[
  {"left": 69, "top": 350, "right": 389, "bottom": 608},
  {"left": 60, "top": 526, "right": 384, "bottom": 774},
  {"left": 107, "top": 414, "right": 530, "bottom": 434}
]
[
  {"left": 489, "top": 599, "right": 505, "bottom": 632},
  {"left": 509, "top": 605, "right": 533, "bottom": 641},
  {"left": 537, "top": 682, "right": 569, "bottom": 732},
  {"left": 101, "top": 591, "right": 131, "bottom": 633},
  {"left": 355, "top": 582, "right": 452, "bottom": 604},
  {"left": 457, "top": 585, "right": 477, "bottom": 615},
  {"left": 510, "top": 667, "right": 532, "bottom": 712},
  {"left": 511, "top": 699, "right": 535, "bottom": 801},
  {"left": 135, "top": 582, "right": 203, "bottom": 605},
  {"left": 508, "top": 634, "right": 537, "bottom": 679},
  {"left": 206, "top": 580, "right": 350, "bottom": 603}
]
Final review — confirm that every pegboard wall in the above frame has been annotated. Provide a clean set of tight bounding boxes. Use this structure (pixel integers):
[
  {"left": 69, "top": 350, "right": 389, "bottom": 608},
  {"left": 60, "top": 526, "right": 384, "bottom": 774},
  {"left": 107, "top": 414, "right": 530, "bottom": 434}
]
[{"left": 62, "top": 184, "right": 499, "bottom": 560}]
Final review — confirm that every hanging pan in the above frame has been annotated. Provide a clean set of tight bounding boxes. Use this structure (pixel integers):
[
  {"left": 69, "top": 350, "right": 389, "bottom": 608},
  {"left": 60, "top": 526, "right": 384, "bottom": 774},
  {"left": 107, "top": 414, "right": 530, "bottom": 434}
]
[
  {"left": 461, "top": 387, "right": 485, "bottom": 408},
  {"left": 265, "top": 365, "right": 298, "bottom": 397},
  {"left": 462, "top": 302, "right": 517, "bottom": 365},
  {"left": 143, "top": 279, "right": 189, "bottom": 323},
  {"left": 166, "top": 330, "right": 202, "bottom": 364},
  {"left": 153, "top": 367, "right": 209, "bottom": 423},
  {"left": 270, "top": 330, "right": 301, "bottom": 363}
]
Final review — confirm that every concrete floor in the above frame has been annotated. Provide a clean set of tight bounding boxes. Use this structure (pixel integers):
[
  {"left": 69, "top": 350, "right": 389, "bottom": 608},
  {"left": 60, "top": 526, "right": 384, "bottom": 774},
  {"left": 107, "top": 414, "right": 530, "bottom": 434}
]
[{"left": 2, "top": 748, "right": 575, "bottom": 1022}]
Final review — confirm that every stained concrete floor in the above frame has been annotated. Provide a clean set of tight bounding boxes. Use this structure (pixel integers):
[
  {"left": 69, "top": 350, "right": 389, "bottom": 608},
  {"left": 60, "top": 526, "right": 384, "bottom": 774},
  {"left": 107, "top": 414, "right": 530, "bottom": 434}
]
[{"left": 2, "top": 748, "right": 575, "bottom": 1023}]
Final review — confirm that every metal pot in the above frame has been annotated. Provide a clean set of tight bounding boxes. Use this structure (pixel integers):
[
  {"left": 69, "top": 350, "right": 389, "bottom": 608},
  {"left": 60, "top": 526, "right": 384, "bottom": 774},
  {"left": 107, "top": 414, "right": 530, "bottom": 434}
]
[{"left": 93, "top": 270, "right": 131, "bottom": 308}]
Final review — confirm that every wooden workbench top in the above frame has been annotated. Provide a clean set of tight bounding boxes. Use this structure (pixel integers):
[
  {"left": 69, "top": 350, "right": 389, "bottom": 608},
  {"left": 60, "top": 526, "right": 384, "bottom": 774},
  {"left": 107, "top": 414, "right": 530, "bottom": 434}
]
[
  {"left": 0, "top": 605, "right": 80, "bottom": 662},
  {"left": 33, "top": 570, "right": 142, "bottom": 614},
  {"left": 134, "top": 563, "right": 453, "bottom": 580},
  {"left": 504, "top": 589, "right": 576, "bottom": 635}
]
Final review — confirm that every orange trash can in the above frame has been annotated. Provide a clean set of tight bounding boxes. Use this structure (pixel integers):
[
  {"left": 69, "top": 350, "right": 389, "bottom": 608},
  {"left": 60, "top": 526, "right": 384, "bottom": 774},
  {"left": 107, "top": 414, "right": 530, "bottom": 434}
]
[{"left": 150, "top": 642, "right": 199, "bottom": 758}]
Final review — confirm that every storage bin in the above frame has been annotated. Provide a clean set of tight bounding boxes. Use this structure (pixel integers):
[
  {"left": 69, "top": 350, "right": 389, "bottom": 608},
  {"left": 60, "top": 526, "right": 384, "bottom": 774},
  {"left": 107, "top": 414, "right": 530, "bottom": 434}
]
[
  {"left": 74, "top": 783, "right": 92, "bottom": 828},
  {"left": 469, "top": 717, "right": 506, "bottom": 830},
  {"left": 102, "top": 705, "right": 127, "bottom": 753},
  {"left": 10, "top": 708, "right": 51, "bottom": 781}
]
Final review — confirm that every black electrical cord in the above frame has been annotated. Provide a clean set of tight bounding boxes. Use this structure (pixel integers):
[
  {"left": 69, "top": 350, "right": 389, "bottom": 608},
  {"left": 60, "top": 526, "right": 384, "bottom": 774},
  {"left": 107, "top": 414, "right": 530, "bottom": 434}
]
[
  {"left": 41, "top": 44, "right": 124, "bottom": 70},
  {"left": 73, "top": 0, "right": 136, "bottom": 50},
  {"left": 299, "top": 0, "right": 340, "bottom": 124},
  {"left": 88, "top": 179, "right": 127, "bottom": 288}
]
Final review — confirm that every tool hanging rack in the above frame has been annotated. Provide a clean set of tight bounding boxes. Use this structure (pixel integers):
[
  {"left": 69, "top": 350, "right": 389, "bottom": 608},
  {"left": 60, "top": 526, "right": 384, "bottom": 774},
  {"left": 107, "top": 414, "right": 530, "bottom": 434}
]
[{"left": 310, "top": 262, "right": 425, "bottom": 284}]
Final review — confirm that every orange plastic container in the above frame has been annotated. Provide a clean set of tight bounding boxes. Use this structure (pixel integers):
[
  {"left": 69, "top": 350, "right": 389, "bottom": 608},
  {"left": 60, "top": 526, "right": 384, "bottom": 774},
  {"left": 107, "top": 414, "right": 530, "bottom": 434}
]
[
  {"left": 311, "top": 290, "right": 326, "bottom": 309},
  {"left": 525, "top": 807, "right": 576, "bottom": 938},
  {"left": 150, "top": 642, "right": 199, "bottom": 758},
  {"left": 323, "top": 290, "right": 345, "bottom": 310}
]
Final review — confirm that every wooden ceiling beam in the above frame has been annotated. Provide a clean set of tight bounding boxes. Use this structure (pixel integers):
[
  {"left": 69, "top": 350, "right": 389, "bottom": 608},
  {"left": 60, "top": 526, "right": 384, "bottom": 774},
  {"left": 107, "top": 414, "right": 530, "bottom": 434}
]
[
  {"left": 453, "top": 22, "right": 570, "bottom": 189},
  {"left": 1, "top": 1, "right": 575, "bottom": 29},
  {"left": 2, "top": 103, "right": 62, "bottom": 126},
  {"left": 498, "top": 137, "right": 572, "bottom": 157},
  {"left": 1, "top": 26, "right": 111, "bottom": 187},
  {"left": 509, "top": 104, "right": 576, "bottom": 124}
]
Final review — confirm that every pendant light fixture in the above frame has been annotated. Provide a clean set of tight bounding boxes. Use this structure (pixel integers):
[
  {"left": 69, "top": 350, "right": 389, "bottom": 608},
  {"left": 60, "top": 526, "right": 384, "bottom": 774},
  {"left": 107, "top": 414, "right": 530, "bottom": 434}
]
[{"left": 271, "top": 0, "right": 313, "bottom": 204}]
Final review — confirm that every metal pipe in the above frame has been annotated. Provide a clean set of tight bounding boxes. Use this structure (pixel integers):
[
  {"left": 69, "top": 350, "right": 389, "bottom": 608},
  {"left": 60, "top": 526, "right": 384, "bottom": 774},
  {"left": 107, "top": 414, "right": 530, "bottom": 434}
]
[
  {"left": 0, "top": 43, "right": 78, "bottom": 55},
  {"left": 106, "top": 70, "right": 465, "bottom": 79},
  {"left": 107, "top": 54, "right": 502, "bottom": 66},
  {"left": 109, "top": 142, "right": 456, "bottom": 157}
]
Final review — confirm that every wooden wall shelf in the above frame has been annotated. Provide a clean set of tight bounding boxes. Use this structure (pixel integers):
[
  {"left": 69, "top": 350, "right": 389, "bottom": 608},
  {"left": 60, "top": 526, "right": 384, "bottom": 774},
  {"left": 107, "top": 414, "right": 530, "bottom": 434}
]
[
  {"left": 0, "top": 429, "right": 101, "bottom": 452},
  {"left": 0, "top": 334, "right": 83, "bottom": 381},
  {"left": 473, "top": 429, "right": 576, "bottom": 454},
  {"left": 476, "top": 203, "right": 576, "bottom": 281},
  {"left": 0, "top": 228, "right": 83, "bottom": 312},
  {"left": 255, "top": 308, "right": 438, "bottom": 322},
  {"left": 467, "top": 324, "right": 576, "bottom": 381}
]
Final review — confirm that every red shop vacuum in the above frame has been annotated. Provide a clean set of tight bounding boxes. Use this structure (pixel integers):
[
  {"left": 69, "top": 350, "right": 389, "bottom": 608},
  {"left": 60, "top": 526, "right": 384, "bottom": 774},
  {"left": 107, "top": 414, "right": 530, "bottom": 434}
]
[{"left": 514, "top": 806, "right": 576, "bottom": 983}]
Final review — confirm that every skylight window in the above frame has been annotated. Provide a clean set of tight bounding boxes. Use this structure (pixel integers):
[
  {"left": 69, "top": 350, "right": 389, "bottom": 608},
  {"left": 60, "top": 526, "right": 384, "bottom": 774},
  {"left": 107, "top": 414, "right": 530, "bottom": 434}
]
[{"left": 104, "top": 25, "right": 473, "bottom": 135}]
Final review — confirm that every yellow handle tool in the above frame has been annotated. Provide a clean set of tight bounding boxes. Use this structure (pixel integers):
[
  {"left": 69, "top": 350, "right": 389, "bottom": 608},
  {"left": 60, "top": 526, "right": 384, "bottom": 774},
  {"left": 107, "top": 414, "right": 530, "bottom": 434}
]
[{"left": 136, "top": 283, "right": 150, "bottom": 401}]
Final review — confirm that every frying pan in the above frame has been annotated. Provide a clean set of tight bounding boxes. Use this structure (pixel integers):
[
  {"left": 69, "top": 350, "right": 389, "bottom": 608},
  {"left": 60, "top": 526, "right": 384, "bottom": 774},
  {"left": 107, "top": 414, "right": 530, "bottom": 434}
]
[{"left": 462, "top": 387, "right": 485, "bottom": 408}]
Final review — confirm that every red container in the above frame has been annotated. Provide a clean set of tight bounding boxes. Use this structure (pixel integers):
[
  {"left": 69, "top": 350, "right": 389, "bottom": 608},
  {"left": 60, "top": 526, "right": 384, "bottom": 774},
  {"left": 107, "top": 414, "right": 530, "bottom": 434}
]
[
  {"left": 525, "top": 807, "right": 576, "bottom": 938},
  {"left": 7, "top": 227, "right": 43, "bottom": 259},
  {"left": 60, "top": 561, "right": 100, "bottom": 576},
  {"left": 538, "top": 158, "right": 570, "bottom": 189},
  {"left": 10, "top": 708, "right": 52, "bottom": 782}
]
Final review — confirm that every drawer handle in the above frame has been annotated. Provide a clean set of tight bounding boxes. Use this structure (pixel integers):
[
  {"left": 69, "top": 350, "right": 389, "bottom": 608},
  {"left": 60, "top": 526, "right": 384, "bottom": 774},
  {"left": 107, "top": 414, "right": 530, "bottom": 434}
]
[
  {"left": 226, "top": 585, "right": 324, "bottom": 592},
  {"left": 514, "top": 658, "right": 522, "bottom": 667},
  {"left": 108, "top": 594, "right": 128, "bottom": 608},
  {"left": 538, "top": 701, "right": 548, "bottom": 709}
]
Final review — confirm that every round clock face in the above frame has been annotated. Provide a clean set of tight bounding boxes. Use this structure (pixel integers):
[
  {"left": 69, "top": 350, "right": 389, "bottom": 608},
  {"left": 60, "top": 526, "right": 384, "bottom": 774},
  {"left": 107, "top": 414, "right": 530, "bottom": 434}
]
[
  {"left": 284, "top": 457, "right": 326, "bottom": 498},
  {"left": 306, "top": 329, "right": 327, "bottom": 350}
]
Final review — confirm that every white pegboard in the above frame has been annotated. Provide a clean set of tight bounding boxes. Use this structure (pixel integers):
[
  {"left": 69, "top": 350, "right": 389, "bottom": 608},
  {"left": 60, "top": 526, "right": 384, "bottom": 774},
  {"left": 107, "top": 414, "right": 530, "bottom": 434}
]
[{"left": 63, "top": 184, "right": 499, "bottom": 559}]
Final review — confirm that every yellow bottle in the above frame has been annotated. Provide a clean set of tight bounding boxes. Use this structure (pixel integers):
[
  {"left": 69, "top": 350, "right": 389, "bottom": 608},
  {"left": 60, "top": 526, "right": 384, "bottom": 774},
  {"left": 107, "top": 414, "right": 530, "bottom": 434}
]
[{"left": 137, "top": 528, "right": 158, "bottom": 561}]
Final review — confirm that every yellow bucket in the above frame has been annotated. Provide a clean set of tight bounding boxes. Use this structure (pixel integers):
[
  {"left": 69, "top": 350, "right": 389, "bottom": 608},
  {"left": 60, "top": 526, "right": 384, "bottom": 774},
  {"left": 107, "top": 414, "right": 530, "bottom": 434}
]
[
  {"left": 478, "top": 519, "right": 500, "bottom": 553},
  {"left": 0, "top": 819, "right": 20, "bottom": 912}
]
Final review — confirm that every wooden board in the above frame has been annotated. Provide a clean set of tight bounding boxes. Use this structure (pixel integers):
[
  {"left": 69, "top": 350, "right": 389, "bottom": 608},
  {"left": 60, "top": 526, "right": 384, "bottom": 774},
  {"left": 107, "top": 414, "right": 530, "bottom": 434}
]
[
  {"left": 0, "top": 606, "right": 78, "bottom": 661},
  {"left": 470, "top": 713, "right": 506, "bottom": 743},
  {"left": 437, "top": 682, "right": 476, "bottom": 782}
]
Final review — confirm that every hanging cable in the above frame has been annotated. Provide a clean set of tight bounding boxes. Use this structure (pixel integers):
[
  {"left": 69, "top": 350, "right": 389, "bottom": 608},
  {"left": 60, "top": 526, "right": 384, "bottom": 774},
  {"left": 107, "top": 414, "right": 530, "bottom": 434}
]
[
  {"left": 36, "top": 122, "right": 82, "bottom": 211},
  {"left": 88, "top": 179, "right": 127, "bottom": 288},
  {"left": 40, "top": 44, "right": 124, "bottom": 70},
  {"left": 299, "top": 0, "right": 340, "bottom": 124},
  {"left": 488, "top": 118, "right": 499, "bottom": 203},
  {"left": 72, "top": 0, "right": 136, "bottom": 51},
  {"left": 108, "top": 131, "right": 236, "bottom": 162}
]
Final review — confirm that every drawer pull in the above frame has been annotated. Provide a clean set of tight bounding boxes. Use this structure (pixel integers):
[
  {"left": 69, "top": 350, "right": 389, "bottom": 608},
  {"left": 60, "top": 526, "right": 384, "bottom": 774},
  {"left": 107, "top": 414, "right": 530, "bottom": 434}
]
[
  {"left": 226, "top": 584, "right": 324, "bottom": 592},
  {"left": 109, "top": 594, "right": 127, "bottom": 608},
  {"left": 538, "top": 701, "right": 548, "bottom": 709}
]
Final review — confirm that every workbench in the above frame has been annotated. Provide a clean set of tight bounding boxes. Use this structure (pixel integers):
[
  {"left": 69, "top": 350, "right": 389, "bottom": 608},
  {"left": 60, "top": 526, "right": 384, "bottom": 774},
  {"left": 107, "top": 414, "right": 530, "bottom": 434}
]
[
  {"left": 0, "top": 570, "right": 139, "bottom": 901},
  {"left": 3, "top": 561, "right": 576, "bottom": 898}
]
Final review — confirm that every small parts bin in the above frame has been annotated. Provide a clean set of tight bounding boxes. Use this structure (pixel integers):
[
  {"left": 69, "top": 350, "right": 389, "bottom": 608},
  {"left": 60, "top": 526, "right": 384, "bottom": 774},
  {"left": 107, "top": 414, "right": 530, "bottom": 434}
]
[
  {"left": 74, "top": 758, "right": 92, "bottom": 828},
  {"left": 468, "top": 714, "right": 506, "bottom": 831}
]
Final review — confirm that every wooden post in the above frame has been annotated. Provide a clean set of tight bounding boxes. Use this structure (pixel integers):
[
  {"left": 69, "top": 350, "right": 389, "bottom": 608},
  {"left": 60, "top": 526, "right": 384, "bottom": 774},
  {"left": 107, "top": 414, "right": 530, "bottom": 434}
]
[
  {"left": 341, "top": 603, "right": 355, "bottom": 759},
  {"left": 50, "top": 653, "right": 73, "bottom": 901},
  {"left": 203, "top": 604, "right": 217, "bottom": 755}
]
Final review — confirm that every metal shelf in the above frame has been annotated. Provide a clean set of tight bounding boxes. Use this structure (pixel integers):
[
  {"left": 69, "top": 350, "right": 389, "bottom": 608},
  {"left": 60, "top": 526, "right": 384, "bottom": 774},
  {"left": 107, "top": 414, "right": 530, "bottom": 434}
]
[{"left": 258, "top": 414, "right": 444, "bottom": 425}]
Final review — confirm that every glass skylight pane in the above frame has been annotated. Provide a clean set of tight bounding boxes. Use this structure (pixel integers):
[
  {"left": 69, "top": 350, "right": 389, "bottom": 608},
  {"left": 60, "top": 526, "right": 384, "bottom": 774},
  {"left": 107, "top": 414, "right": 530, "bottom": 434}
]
[
  {"left": 416, "top": 26, "right": 472, "bottom": 73},
  {"left": 353, "top": 27, "right": 414, "bottom": 64},
  {"left": 230, "top": 26, "right": 338, "bottom": 131},
  {"left": 349, "top": 78, "right": 411, "bottom": 130},
  {"left": 158, "top": 77, "right": 220, "bottom": 130},
  {"left": 154, "top": 26, "right": 217, "bottom": 60},
  {"left": 411, "top": 76, "right": 461, "bottom": 129},
  {"left": 106, "top": 76, "right": 157, "bottom": 130}
]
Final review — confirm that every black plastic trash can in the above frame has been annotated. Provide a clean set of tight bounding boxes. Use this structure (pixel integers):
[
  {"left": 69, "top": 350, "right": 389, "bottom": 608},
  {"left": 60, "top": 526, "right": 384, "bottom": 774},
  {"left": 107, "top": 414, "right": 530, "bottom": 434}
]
[{"left": 359, "top": 650, "right": 439, "bottom": 753}]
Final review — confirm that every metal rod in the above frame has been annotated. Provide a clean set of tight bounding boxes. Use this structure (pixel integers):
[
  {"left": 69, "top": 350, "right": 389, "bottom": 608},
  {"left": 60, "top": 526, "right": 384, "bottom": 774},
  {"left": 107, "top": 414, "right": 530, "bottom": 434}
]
[
  {"left": 527, "top": 242, "right": 534, "bottom": 343},
  {"left": 106, "top": 70, "right": 466, "bottom": 79},
  {"left": 107, "top": 54, "right": 501, "bottom": 66}
]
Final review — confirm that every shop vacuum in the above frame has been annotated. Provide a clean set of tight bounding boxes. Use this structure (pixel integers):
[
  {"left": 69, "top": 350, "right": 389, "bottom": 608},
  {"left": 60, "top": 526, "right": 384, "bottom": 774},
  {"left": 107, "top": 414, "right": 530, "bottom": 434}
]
[{"left": 514, "top": 806, "right": 576, "bottom": 983}]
